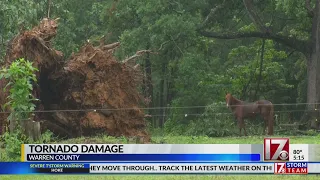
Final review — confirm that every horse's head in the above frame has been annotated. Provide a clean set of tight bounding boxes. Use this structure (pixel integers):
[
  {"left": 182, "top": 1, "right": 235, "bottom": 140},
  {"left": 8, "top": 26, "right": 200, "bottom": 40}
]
[{"left": 225, "top": 93, "right": 232, "bottom": 108}]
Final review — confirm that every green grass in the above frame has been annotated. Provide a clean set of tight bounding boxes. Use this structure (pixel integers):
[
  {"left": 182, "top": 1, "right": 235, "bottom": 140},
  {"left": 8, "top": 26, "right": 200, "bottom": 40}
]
[{"left": 2, "top": 134, "right": 320, "bottom": 179}]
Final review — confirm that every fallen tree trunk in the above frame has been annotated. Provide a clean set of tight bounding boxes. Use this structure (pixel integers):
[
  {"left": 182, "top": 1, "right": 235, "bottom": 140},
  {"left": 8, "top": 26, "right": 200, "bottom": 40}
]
[{"left": 0, "top": 18, "right": 151, "bottom": 143}]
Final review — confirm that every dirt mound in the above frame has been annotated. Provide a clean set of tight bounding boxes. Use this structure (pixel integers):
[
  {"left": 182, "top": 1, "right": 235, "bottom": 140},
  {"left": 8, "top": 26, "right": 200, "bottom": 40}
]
[{"left": 0, "top": 18, "right": 151, "bottom": 143}]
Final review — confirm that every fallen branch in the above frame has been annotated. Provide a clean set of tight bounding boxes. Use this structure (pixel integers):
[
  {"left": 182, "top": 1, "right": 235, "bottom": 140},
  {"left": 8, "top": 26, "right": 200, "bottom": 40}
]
[
  {"left": 100, "top": 42, "right": 120, "bottom": 51},
  {"left": 133, "top": 64, "right": 140, "bottom": 70},
  {"left": 144, "top": 114, "right": 152, "bottom": 118},
  {"left": 99, "top": 32, "right": 113, "bottom": 46},
  {"left": 122, "top": 50, "right": 158, "bottom": 65}
]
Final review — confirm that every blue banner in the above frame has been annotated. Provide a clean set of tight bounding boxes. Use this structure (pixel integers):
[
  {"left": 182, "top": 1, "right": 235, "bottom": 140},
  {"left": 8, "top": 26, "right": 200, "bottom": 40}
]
[
  {"left": 0, "top": 162, "right": 89, "bottom": 174},
  {"left": 0, "top": 162, "right": 316, "bottom": 175},
  {"left": 26, "top": 154, "right": 260, "bottom": 162}
]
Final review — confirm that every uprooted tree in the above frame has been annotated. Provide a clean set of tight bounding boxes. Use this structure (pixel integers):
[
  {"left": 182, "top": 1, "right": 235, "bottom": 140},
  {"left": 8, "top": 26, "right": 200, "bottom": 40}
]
[{"left": 0, "top": 18, "right": 151, "bottom": 143}]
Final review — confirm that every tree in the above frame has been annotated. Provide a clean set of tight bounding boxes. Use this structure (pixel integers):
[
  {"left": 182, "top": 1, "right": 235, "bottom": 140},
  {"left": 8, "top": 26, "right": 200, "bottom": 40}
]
[
  {"left": 0, "top": 0, "right": 44, "bottom": 59},
  {"left": 107, "top": 0, "right": 208, "bottom": 128},
  {"left": 197, "top": 0, "right": 320, "bottom": 128}
]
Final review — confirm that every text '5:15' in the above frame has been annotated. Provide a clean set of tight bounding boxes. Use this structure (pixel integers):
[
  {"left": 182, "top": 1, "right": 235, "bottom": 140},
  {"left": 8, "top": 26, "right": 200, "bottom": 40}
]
[{"left": 293, "top": 155, "right": 304, "bottom": 161}]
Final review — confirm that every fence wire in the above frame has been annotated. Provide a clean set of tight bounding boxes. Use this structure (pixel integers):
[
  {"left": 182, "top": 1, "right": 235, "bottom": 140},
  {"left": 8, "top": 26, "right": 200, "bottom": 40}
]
[{"left": 0, "top": 102, "right": 318, "bottom": 114}]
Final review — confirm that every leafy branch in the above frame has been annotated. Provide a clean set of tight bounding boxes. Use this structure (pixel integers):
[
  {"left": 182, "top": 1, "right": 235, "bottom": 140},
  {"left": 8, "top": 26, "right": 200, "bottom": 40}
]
[
  {"left": 197, "top": 0, "right": 310, "bottom": 55},
  {"left": 0, "top": 58, "right": 39, "bottom": 122}
]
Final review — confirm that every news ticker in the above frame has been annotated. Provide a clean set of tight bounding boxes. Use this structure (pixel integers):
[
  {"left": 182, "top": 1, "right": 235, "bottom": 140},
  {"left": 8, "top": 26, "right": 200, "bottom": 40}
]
[
  {"left": 0, "top": 162, "right": 318, "bottom": 174},
  {"left": 21, "top": 141, "right": 319, "bottom": 162}
]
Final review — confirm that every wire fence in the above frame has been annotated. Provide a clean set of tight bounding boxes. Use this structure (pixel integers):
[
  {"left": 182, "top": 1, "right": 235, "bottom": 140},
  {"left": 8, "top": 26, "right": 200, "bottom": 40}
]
[
  {"left": 1, "top": 103, "right": 318, "bottom": 138},
  {"left": 0, "top": 102, "right": 319, "bottom": 114}
]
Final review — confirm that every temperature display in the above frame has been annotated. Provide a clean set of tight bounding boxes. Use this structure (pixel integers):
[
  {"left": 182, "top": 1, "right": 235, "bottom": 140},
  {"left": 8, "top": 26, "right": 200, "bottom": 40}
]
[
  {"left": 293, "top": 150, "right": 303, "bottom": 154},
  {"left": 289, "top": 144, "right": 308, "bottom": 162},
  {"left": 293, "top": 150, "right": 304, "bottom": 161}
]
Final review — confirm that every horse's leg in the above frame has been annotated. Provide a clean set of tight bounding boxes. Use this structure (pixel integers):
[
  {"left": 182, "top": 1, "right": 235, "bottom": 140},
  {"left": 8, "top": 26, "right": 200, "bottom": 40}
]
[
  {"left": 260, "top": 111, "right": 269, "bottom": 135},
  {"left": 263, "top": 119, "right": 267, "bottom": 135},
  {"left": 263, "top": 115, "right": 268, "bottom": 135},
  {"left": 238, "top": 117, "right": 247, "bottom": 136},
  {"left": 259, "top": 107, "right": 268, "bottom": 135},
  {"left": 237, "top": 118, "right": 242, "bottom": 136},
  {"left": 242, "top": 119, "right": 247, "bottom": 136}
]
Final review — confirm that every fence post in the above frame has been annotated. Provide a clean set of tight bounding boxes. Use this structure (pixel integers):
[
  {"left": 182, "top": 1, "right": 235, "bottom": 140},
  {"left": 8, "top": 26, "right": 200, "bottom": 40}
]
[
  {"left": 20, "top": 120, "right": 41, "bottom": 141},
  {"left": 9, "top": 116, "right": 41, "bottom": 142},
  {"left": 9, "top": 118, "right": 16, "bottom": 134}
]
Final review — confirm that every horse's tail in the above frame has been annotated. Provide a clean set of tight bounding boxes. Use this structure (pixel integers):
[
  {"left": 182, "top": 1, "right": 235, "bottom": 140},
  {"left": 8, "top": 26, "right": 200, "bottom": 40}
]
[{"left": 268, "top": 104, "right": 274, "bottom": 135}]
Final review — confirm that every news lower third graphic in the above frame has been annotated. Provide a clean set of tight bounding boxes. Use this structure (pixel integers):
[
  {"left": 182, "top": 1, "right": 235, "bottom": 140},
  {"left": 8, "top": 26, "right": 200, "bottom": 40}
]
[
  {"left": 0, "top": 162, "right": 320, "bottom": 174},
  {"left": 10, "top": 139, "right": 320, "bottom": 175},
  {"left": 21, "top": 143, "right": 314, "bottom": 162},
  {"left": 88, "top": 163, "right": 274, "bottom": 174},
  {"left": 21, "top": 144, "right": 262, "bottom": 162},
  {"left": 0, "top": 162, "right": 275, "bottom": 174},
  {"left": 24, "top": 154, "right": 260, "bottom": 162}
]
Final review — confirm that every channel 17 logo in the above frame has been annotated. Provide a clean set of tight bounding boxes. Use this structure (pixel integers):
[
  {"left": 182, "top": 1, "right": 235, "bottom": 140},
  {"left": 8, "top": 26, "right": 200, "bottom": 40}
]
[{"left": 264, "top": 138, "right": 289, "bottom": 161}]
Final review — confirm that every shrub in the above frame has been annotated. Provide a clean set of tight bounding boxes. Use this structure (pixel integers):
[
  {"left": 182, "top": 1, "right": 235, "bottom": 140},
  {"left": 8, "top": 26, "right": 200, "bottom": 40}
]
[{"left": 0, "top": 58, "right": 54, "bottom": 161}]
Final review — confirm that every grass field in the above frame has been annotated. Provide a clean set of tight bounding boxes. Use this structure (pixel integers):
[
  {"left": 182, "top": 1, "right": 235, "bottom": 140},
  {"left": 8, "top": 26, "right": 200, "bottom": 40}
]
[{"left": 1, "top": 135, "right": 320, "bottom": 179}]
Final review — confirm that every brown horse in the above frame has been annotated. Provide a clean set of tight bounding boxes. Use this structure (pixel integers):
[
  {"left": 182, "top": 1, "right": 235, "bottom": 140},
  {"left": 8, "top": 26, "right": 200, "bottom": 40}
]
[{"left": 225, "top": 93, "right": 274, "bottom": 136}]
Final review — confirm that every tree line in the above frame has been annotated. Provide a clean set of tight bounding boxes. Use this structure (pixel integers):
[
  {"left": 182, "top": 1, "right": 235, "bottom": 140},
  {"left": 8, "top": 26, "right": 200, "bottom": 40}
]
[{"left": 0, "top": 0, "right": 319, "bottom": 136}]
